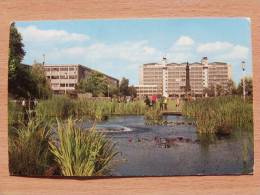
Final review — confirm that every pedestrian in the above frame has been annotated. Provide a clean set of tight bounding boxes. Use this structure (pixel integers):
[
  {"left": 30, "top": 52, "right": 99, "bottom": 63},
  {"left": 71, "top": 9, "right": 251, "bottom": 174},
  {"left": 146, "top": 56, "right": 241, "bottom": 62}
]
[
  {"left": 176, "top": 96, "right": 180, "bottom": 111},
  {"left": 151, "top": 95, "right": 157, "bottom": 107},
  {"left": 22, "top": 99, "right": 26, "bottom": 107},
  {"left": 33, "top": 98, "right": 38, "bottom": 107},
  {"left": 163, "top": 96, "right": 168, "bottom": 110},
  {"left": 144, "top": 95, "right": 150, "bottom": 107},
  {"left": 159, "top": 96, "right": 164, "bottom": 111}
]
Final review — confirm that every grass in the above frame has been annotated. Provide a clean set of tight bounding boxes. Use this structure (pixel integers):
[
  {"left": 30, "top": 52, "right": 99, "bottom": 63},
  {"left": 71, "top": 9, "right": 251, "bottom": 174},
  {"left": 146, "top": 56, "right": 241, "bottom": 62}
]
[
  {"left": 182, "top": 96, "right": 253, "bottom": 134},
  {"left": 35, "top": 95, "right": 147, "bottom": 121},
  {"left": 8, "top": 115, "right": 55, "bottom": 176},
  {"left": 8, "top": 100, "right": 24, "bottom": 128},
  {"left": 49, "top": 118, "right": 117, "bottom": 176},
  {"left": 35, "top": 95, "right": 75, "bottom": 119}
]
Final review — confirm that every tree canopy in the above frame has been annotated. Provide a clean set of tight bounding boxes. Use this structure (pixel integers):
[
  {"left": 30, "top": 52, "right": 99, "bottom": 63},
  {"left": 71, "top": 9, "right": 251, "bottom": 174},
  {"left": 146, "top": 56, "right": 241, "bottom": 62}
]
[
  {"left": 119, "top": 77, "right": 129, "bottom": 96},
  {"left": 78, "top": 72, "right": 109, "bottom": 97},
  {"left": 8, "top": 23, "right": 52, "bottom": 99},
  {"left": 237, "top": 77, "right": 253, "bottom": 96}
]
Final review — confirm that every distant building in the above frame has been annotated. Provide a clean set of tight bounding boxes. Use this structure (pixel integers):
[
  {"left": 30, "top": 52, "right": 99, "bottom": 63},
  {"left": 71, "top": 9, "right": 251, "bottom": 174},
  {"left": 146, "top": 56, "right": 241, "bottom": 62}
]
[
  {"left": 135, "top": 85, "right": 160, "bottom": 97},
  {"left": 43, "top": 64, "right": 119, "bottom": 94},
  {"left": 136, "top": 57, "right": 232, "bottom": 97}
]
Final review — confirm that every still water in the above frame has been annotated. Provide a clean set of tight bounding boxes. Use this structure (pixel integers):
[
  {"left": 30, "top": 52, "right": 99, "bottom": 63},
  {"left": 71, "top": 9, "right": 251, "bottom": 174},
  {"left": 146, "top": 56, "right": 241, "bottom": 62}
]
[{"left": 84, "top": 115, "right": 253, "bottom": 176}]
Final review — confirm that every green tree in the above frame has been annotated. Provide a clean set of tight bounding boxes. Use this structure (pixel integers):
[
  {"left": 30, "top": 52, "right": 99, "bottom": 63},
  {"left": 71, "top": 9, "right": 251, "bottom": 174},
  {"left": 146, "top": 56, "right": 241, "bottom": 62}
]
[
  {"left": 237, "top": 77, "right": 253, "bottom": 96},
  {"left": 128, "top": 85, "right": 137, "bottom": 97},
  {"left": 216, "top": 84, "right": 224, "bottom": 96},
  {"left": 8, "top": 23, "right": 26, "bottom": 79},
  {"left": 8, "top": 23, "right": 40, "bottom": 99},
  {"left": 31, "top": 62, "right": 52, "bottom": 99},
  {"left": 225, "top": 79, "right": 237, "bottom": 95},
  {"left": 203, "top": 85, "right": 215, "bottom": 97},
  {"left": 119, "top": 77, "right": 129, "bottom": 96},
  {"left": 79, "top": 72, "right": 108, "bottom": 97},
  {"left": 108, "top": 85, "right": 119, "bottom": 97}
]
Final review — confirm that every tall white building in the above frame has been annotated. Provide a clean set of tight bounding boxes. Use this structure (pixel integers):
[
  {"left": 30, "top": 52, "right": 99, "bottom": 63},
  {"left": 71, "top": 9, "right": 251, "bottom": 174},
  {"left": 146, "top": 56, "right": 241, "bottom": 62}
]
[{"left": 135, "top": 57, "right": 232, "bottom": 97}]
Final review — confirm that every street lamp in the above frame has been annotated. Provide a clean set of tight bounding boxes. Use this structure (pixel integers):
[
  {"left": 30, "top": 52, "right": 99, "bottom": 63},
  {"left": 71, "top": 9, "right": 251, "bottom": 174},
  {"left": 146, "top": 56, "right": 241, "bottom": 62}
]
[{"left": 241, "top": 61, "right": 246, "bottom": 101}]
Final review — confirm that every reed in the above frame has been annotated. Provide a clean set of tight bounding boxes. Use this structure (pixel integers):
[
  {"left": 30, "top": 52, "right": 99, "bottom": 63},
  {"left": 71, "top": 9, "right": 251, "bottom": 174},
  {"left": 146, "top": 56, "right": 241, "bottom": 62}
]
[
  {"left": 35, "top": 95, "right": 75, "bottom": 119},
  {"left": 144, "top": 106, "right": 165, "bottom": 125},
  {"left": 8, "top": 116, "right": 55, "bottom": 176},
  {"left": 49, "top": 118, "right": 117, "bottom": 176},
  {"left": 8, "top": 100, "right": 24, "bottom": 128},
  {"left": 35, "top": 96, "right": 147, "bottom": 121},
  {"left": 182, "top": 96, "right": 253, "bottom": 134}
]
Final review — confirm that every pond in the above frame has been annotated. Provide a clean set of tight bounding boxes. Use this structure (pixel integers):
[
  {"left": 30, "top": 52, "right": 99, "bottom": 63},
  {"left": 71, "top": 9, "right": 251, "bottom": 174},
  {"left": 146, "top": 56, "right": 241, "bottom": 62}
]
[{"left": 83, "top": 115, "right": 253, "bottom": 176}]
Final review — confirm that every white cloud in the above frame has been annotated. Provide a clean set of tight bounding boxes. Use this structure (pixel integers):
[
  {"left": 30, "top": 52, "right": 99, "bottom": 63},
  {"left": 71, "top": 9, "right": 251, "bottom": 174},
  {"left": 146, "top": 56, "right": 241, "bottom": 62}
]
[
  {"left": 197, "top": 41, "right": 233, "bottom": 53},
  {"left": 175, "top": 36, "right": 194, "bottom": 46},
  {"left": 197, "top": 41, "right": 249, "bottom": 60},
  {"left": 18, "top": 25, "right": 89, "bottom": 43},
  {"left": 220, "top": 45, "right": 249, "bottom": 60},
  {"left": 48, "top": 40, "right": 162, "bottom": 63}
]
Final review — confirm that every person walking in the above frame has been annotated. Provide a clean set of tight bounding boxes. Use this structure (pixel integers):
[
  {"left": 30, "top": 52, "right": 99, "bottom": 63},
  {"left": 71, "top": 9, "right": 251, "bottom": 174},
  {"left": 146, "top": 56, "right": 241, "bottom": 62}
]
[
  {"left": 151, "top": 95, "right": 157, "bottom": 107},
  {"left": 33, "top": 98, "right": 38, "bottom": 107},
  {"left": 159, "top": 96, "right": 164, "bottom": 111},
  {"left": 163, "top": 96, "right": 168, "bottom": 110},
  {"left": 144, "top": 95, "right": 151, "bottom": 108},
  {"left": 176, "top": 96, "right": 180, "bottom": 111},
  {"left": 22, "top": 99, "right": 26, "bottom": 108}
]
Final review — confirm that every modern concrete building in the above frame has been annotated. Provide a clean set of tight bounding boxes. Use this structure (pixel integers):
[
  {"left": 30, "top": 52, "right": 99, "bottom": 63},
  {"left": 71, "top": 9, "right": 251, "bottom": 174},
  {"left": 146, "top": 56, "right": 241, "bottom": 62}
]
[
  {"left": 43, "top": 64, "right": 119, "bottom": 94},
  {"left": 136, "top": 57, "right": 232, "bottom": 97},
  {"left": 135, "top": 85, "right": 160, "bottom": 97}
]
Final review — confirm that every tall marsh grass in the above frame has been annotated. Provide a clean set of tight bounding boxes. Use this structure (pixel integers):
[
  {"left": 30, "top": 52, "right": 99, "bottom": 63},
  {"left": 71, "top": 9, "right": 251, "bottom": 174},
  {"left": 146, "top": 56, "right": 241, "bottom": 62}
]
[
  {"left": 182, "top": 96, "right": 253, "bottom": 134},
  {"left": 8, "top": 101, "right": 24, "bottom": 127},
  {"left": 49, "top": 118, "right": 117, "bottom": 176},
  {"left": 35, "top": 96, "right": 147, "bottom": 121},
  {"left": 9, "top": 116, "right": 55, "bottom": 176},
  {"left": 144, "top": 107, "right": 164, "bottom": 125},
  {"left": 35, "top": 95, "right": 75, "bottom": 119}
]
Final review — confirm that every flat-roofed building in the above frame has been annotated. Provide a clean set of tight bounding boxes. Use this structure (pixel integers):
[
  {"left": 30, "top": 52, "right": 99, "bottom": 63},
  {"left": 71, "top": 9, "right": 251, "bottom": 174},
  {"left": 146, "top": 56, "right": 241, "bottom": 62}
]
[
  {"left": 43, "top": 64, "right": 119, "bottom": 94},
  {"left": 135, "top": 85, "right": 160, "bottom": 97},
  {"left": 136, "top": 57, "right": 232, "bottom": 97}
]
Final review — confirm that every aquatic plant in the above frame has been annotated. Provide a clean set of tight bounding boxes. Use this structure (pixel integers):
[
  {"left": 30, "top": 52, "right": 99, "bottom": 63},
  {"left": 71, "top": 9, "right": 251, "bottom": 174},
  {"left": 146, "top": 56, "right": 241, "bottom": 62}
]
[
  {"left": 35, "top": 95, "right": 75, "bottom": 119},
  {"left": 36, "top": 96, "right": 147, "bottom": 121},
  {"left": 144, "top": 107, "right": 165, "bottom": 125},
  {"left": 182, "top": 96, "right": 253, "bottom": 134},
  {"left": 49, "top": 118, "right": 117, "bottom": 176},
  {"left": 9, "top": 116, "right": 55, "bottom": 176}
]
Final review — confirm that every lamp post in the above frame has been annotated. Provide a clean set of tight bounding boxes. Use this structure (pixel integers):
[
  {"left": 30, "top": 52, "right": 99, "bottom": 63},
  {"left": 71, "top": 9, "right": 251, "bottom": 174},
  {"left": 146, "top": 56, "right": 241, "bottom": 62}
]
[{"left": 241, "top": 61, "right": 246, "bottom": 101}]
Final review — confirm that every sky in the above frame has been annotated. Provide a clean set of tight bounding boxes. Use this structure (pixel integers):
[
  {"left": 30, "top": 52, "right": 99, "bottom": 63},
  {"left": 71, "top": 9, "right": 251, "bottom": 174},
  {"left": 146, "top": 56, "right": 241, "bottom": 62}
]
[{"left": 16, "top": 18, "right": 252, "bottom": 85}]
